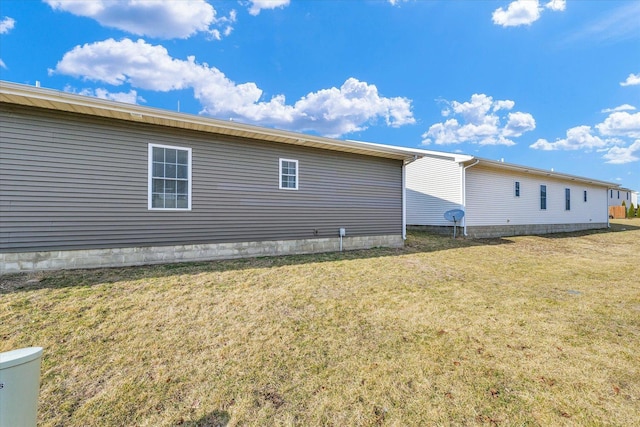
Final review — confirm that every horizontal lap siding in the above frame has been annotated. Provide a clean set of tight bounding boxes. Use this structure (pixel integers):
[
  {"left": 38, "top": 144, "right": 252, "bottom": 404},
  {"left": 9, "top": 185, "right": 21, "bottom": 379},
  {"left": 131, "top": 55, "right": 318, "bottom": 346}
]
[
  {"left": 608, "top": 190, "right": 633, "bottom": 207},
  {"left": 406, "top": 157, "right": 462, "bottom": 226},
  {"left": 0, "top": 104, "right": 402, "bottom": 252},
  {"left": 465, "top": 166, "right": 608, "bottom": 226}
]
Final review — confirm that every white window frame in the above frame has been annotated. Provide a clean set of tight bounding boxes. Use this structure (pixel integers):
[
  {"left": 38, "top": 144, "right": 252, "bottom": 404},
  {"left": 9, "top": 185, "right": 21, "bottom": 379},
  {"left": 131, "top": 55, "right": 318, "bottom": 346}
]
[
  {"left": 279, "top": 158, "right": 299, "bottom": 190},
  {"left": 514, "top": 181, "right": 520, "bottom": 198},
  {"left": 148, "top": 143, "right": 192, "bottom": 211}
]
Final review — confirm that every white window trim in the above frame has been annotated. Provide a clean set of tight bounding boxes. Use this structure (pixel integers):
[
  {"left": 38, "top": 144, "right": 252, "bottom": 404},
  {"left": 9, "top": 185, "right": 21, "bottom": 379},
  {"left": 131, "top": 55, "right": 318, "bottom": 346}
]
[
  {"left": 279, "top": 158, "right": 299, "bottom": 190},
  {"left": 514, "top": 181, "right": 520, "bottom": 198},
  {"left": 148, "top": 143, "right": 192, "bottom": 211}
]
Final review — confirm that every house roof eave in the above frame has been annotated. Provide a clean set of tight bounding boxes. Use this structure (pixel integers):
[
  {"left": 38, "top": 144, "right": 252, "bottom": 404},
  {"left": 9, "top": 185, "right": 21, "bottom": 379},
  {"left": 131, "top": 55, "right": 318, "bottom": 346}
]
[
  {"left": 459, "top": 156, "right": 619, "bottom": 189},
  {"left": 0, "top": 80, "right": 424, "bottom": 162}
]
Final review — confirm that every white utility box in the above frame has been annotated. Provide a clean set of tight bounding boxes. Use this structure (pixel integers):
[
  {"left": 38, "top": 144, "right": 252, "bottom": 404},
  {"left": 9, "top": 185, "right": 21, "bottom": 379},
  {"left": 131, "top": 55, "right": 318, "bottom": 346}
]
[{"left": 0, "top": 347, "right": 44, "bottom": 427}]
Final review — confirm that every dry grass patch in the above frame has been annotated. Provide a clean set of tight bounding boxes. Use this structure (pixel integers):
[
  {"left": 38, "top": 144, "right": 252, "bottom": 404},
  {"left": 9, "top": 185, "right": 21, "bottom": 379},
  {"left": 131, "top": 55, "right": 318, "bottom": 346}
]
[{"left": 2, "top": 220, "right": 639, "bottom": 426}]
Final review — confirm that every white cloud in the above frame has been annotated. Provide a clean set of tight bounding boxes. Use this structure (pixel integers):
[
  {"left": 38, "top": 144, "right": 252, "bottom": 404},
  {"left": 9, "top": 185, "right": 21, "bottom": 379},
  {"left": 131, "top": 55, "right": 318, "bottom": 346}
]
[
  {"left": 531, "top": 110, "right": 640, "bottom": 165},
  {"left": 388, "top": 0, "right": 409, "bottom": 5},
  {"left": 493, "top": 100, "right": 515, "bottom": 111},
  {"left": 601, "top": 104, "right": 636, "bottom": 113},
  {"left": 64, "top": 84, "right": 145, "bottom": 104},
  {"left": 562, "top": 2, "right": 640, "bottom": 44},
  {"left": 492, "top": 0, "right": 541, "bottom": 27},
  {"left": 76, "top": 87, "right": 144, "bottom": 104},
  {"left": 0, "top": 16, "right": 15, "bottom": 34},
  {"left": 603, "top": 140, "right": 640, "bottom": 164},
  {"left": 596, "top": 111, "right": 640, "bottom": 138},
  {"left": 44, "top": 0, "right": 235, "bottom": 39},
  {"left": 0, "top": 16, "right": 15, "bottom": 70},
  {"left": 248, "top": 0, "right": 290, "bottom": 16},
  {"left": 50, "top": 38, "right": 414, "bottom": 137},
  {"left": 422, "top": 94, "right": 535, "bottom": 146},
  {"left": 545, "top": 0, "right": 566, "bottom": 12},
  {"left": 492, "top": 0, "right": 564, "bottom": 27},
  {"left": 620, "top": 73, "right": 640, "bottom": 87},
  {"left": 503, "top": 111, "right": 537, "bottom": 137},
  {"left": 529, "top": 125, "right": 612, "bottom": 151}
]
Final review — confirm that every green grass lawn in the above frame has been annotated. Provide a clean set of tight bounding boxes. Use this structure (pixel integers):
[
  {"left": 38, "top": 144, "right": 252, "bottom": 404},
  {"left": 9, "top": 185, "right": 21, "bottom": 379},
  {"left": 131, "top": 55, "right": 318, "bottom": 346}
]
[{"left": 2, "top": 220, "right": 639, "bottom": 426}]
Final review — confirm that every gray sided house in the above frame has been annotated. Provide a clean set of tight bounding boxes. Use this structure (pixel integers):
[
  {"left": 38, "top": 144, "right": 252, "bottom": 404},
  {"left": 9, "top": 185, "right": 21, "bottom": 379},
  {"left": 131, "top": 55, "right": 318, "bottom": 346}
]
[
  {"left": 0, "top": 81, "right": 422, "bottom": 273},
  {"left": 406, "top": 150, "right": 618, "bottom": 238}
]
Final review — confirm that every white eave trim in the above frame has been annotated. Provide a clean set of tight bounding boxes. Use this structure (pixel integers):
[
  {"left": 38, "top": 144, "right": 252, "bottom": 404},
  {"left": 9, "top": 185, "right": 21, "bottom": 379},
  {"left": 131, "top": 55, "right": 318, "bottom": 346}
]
[{"left": 460, "top": 157, "right": 619, "bottom": 189}]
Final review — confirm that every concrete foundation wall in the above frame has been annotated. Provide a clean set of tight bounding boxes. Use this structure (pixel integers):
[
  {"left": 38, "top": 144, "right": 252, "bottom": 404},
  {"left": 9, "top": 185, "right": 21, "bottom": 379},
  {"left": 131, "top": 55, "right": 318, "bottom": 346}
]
[
  {"left": 465, "top": 223, "right": 608, "bottom": 238},
  {"left": 408, "top": 223, "right": 608, "bottom": 239},
  {"left": 407, "top": 225, "right": 457, "bottom": 236},
  {"left": 0, "top": 234, "right": 403, "bottom": 274}
]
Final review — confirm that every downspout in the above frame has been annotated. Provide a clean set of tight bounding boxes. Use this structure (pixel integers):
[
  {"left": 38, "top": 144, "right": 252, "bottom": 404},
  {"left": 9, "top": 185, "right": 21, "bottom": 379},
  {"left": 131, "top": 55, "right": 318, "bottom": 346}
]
[
  {"left": 402, "top": 155, "right": 419, "bottom": 240},
  {"left": 607, "top": 188, "right": 611, "bottom": 229},
  {"left": 461, "top": 160, "right": 480, "bottom": 236}
]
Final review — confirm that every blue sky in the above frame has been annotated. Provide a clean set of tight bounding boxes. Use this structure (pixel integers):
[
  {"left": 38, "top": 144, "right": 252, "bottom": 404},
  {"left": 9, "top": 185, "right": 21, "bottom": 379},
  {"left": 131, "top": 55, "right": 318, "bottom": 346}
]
[{"left": 1, "top": 0, "right": 638, "bottom": 190}]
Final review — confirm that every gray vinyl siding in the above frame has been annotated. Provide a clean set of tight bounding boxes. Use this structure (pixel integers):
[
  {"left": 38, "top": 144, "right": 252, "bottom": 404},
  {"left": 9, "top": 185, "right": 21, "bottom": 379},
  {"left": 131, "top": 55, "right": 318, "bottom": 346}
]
[{"left": 0, "top": 104, "right": 402, "bottom": 252}]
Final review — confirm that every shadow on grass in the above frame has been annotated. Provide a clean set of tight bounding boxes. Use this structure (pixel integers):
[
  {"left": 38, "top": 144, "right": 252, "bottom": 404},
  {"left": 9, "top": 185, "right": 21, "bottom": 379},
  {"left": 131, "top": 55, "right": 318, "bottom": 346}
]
[
  {"left": 539, "top": 220, "right": 640, "bottom": 239},
  {"left": 178, "top": 409, "right": 230, "bottom": 427},
  {"left": 0, "top": 231, "right": 514, "bottom": 293}
]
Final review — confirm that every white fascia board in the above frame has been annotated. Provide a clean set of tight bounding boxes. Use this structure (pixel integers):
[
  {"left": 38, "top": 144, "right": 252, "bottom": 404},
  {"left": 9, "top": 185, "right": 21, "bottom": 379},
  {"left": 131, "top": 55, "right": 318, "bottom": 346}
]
[{"left": 460, "top": 156, "right": 619, "bottom": 189}]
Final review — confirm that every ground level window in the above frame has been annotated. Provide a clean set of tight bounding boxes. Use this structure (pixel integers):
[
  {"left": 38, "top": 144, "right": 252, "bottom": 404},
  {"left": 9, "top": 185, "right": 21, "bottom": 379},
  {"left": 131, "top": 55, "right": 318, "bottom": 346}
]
[
  {"left": 540, "top": 185, "right": 547, "bottom": 210},
  {"left": 565, "top": 188, "right": 571, "bottom": 211},
  {"left": 515, "top": 181, "right": 520, "bottom": 197},
  {"left": 149, "top": 144, "right": 192, "bottom": 210},
  {"left": 279, "top": 159, "right": 298, "bottom": 190}
]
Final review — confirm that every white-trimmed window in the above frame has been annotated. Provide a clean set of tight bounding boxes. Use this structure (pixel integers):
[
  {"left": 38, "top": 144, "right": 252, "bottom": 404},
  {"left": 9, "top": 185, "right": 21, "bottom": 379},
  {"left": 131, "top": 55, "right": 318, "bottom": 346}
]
[
  {"left": 149, "top": 143, "right": 192, "bottom": 210},
  {"left": 515, "top": 181, "right": 520, "bottom": 197},
  {"left": 279, "top": 158, "right": 298, "bottom": 190}
]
